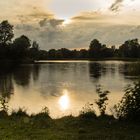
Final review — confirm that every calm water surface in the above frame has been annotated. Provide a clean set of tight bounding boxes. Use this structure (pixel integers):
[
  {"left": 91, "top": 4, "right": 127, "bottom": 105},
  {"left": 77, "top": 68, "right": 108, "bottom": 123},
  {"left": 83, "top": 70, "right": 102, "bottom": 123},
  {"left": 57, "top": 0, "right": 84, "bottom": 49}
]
[{"left": 0, "top": 61, "right": 140, "bottom": 118}]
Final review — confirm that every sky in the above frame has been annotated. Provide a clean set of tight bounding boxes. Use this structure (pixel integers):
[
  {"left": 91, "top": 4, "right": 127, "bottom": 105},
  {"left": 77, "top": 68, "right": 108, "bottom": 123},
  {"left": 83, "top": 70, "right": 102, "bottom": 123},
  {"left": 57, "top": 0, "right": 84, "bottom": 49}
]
[{"left": 0, "top": 0, "right": 140, "bottom": 50}]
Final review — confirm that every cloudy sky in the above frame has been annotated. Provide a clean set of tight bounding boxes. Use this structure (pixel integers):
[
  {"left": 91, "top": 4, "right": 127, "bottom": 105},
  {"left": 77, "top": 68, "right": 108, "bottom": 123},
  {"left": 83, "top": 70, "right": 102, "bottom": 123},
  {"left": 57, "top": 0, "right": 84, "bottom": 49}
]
[{"left": 0, "top": 0, "right": 140, "bottom": 49}]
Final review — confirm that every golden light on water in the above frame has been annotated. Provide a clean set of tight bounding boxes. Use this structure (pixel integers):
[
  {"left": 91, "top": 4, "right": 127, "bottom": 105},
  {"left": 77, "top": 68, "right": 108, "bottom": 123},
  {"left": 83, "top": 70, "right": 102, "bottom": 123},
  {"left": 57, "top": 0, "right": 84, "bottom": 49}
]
[{"left": 58, "top": 89, "right": 70, "bottom": 110}]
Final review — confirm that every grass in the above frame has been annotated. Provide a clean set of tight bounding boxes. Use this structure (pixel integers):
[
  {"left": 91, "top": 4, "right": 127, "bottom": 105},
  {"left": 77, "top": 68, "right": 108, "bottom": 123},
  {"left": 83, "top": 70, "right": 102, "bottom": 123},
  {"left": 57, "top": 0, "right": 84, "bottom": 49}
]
[
  {"left": 0, "top": 112, "right": 140, "bottom": 140},
  {"left": 0, "top": 98, "right": 140, "bottom": 140}
]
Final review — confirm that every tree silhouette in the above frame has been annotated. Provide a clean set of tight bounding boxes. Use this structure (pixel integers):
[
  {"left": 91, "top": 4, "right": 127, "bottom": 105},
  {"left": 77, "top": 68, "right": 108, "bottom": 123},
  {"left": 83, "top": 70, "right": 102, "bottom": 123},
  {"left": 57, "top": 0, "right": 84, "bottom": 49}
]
[
  {"left": 114, "top": 81, "right": 140, "bottom": 121},
  {"left": 0, "top": 20, "right": 14, "bottom": 46},
  {"left": 119, "top": 39, "right": 140, "bottom": 58},
  {"left": 12, "top": 35, "right": 31, "bottom": 59}
]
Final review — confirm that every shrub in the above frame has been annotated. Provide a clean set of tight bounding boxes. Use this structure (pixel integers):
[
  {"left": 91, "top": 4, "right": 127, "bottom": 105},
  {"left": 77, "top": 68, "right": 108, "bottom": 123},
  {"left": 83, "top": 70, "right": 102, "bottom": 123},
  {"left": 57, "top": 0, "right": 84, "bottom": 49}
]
[
  {"left": 33, "top": 106, "right": 51, "bottom": 119},
  {"left": 114, "top": 81, "right": 140, "bottom": 122},
  {"left": 31, "top": 107, "right": 52, "bottom": 128},
  {"left": 0, "top": 97, "right": 8, "bottom": 112},
  {"left": 11, "top": 108, "right": 28, "bottom": 118},
  {"left": 0, "top": 97, "right": 8, "bottom": 117},
  {"left": 79, "top": 103, "right": 97, "bottom": 119}
]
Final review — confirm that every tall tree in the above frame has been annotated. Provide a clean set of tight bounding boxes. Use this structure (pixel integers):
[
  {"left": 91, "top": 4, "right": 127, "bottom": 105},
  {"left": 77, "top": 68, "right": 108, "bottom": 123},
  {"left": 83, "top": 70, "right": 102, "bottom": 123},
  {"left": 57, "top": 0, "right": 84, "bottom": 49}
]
[
  {"left": 119, "top": 39, "right": 140, "bottom": 58},
  {"left": 12, "top": 35, "right": 31, "bottom": 59},
  {"left": 29, "top": 41, "right": 40, "bottom": 60},
  {"left": 0, "top": 20, "right": 14, "bottom": 46},
  {"left": 89, "top": 39, "right": 103, "bottom": 58}
]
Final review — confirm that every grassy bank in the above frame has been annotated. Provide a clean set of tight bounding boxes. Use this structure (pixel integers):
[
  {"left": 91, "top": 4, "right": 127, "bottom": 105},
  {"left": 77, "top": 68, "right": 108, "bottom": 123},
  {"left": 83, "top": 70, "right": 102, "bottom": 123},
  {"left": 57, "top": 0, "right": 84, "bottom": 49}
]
[{"left": 0, "top": 112, "right": 140, "bottom": 140}]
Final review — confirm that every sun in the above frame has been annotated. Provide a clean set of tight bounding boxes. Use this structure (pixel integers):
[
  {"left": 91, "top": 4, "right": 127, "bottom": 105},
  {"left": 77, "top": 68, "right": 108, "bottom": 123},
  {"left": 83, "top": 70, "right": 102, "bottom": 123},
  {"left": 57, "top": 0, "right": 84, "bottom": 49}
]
[
  {"left": 58, "top": 89, "right": 70, "bottom": 110},
  {"left": 62, "top": 19, "right": 72, "bottom": 26}
]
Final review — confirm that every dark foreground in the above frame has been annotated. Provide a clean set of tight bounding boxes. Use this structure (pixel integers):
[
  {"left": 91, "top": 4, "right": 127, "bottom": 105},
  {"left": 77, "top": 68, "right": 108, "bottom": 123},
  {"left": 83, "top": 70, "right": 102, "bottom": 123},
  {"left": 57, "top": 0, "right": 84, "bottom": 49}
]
[{"left": 0, "top": 115, "right": 140, "bottom": 140}]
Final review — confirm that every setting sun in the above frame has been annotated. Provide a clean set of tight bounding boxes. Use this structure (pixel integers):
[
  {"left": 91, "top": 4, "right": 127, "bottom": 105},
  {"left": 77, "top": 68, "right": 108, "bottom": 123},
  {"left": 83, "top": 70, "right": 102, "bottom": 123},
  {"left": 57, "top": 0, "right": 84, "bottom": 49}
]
[
  {"left": 58, "top": 89, "right": 70, "bottom": 110},
  {"left": 63, "top": 19, "right": 71, "bottom": 25}
]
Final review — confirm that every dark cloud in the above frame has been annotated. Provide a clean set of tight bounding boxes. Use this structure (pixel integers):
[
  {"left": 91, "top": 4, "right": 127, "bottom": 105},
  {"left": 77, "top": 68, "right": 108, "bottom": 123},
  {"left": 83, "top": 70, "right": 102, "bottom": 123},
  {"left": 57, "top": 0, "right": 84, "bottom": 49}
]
[
  {"left": 39, "top": 18, "right": 64, "bottom": 28},
  {"left": 39, "top": 18, "right": 48, "bottom": 27},
  {"left": 49, "top": 19, "right": 64, "bottom": 27},
  {"left": 109, "top": 0, "right": 124, "bottom": 11},
  {"left": 109, "top": 0, "right": 135, "bottom": 12}
]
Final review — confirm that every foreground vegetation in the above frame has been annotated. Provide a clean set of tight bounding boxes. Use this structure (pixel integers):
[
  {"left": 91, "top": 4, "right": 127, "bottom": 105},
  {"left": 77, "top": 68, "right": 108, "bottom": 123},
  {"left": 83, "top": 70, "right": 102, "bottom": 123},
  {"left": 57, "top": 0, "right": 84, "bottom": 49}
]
[
  {"left": 0, "top": 82, "right": 140, "bottom": 140},
  {"left": 0, "top": 114, "right": 140, "bottom": 140}
]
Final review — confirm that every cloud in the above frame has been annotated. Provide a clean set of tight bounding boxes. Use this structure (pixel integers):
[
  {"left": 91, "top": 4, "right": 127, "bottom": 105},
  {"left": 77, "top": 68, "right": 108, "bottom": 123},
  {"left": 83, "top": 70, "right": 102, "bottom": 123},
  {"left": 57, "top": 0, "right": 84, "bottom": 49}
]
[
  {"left": 71, "top": 12, "right": 113, "bottom": 24},
  {"left": 13, "top": 10, "right": 140, "bottom": 50},
  {"left": 71, "top": 12, "right": 102, "bottom": 21},
  {"left": 109, "top": 0, "right": 123, "bottom": 11},
  {"left": 14, "top": 20, "right": 140, "bottom": 50},
  {"left": 109, "top": 0, "right": 135, "bottom": 12},
  {"left": 39, "top": 18, "right": 64, "bottom": 28},
  {"left": 1, "top": 0, "right": 137, "bottom": 50},
  {"left": 17, "top": 7, "right": 53, "bottom": 24}
]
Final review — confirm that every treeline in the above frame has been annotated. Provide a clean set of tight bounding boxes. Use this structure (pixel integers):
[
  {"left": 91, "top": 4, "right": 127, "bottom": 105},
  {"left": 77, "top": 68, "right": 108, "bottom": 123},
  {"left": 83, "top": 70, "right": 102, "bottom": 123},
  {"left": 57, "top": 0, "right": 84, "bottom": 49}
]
[
  {"left": 1, "top": 20, "right": 140, "bottom": 61},
  {"left": 0, "top": 20, "right": 39, "bottom": 63},
  {"left": 45, "top": 38, "right": 140, "bottom": 59}
]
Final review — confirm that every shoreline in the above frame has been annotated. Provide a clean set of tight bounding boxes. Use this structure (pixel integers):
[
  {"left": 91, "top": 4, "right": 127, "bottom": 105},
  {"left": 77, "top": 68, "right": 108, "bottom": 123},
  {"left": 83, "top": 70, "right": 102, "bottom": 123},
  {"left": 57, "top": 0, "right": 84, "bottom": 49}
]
[
  {"left": 1, "top": 57, "right": 140, "bottom": 66},
  {"left": 35, "top": 57, "right": 140, "bottom": 63}
]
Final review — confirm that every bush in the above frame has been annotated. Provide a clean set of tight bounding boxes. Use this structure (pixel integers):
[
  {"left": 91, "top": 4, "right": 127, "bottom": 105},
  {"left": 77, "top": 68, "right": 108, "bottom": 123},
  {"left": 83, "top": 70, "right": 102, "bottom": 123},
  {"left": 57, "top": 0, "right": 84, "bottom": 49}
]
[
  {"left": 31, "top": 107, "right": 52, "bottom": 128},
  {"left": 114, "top": 81, "right": 140, "bottom": 122},
  {"left": 11, "top": 108, "right": 28, "bottom": 118},
  {"left": 0, "top": 97, "right": 9, "bottom": 118},
  {"left": 79, "top": 103, "right": 97, "bottom": 119},
  {"left": 0, "top": 97, "right": 8, "bottom": 112},
  {"left": 32, "top": 107, "right": 51, "bottom": 119},
  {"left": 0, "top": 110, "right": 8, "bottom": 118}
]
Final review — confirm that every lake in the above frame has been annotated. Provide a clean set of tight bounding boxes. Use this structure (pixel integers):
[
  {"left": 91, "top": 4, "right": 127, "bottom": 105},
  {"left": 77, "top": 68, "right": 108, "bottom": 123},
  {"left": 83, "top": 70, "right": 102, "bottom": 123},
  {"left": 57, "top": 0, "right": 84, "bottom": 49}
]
[{"left": 0, "top": 60, "right": 140, "bottom": 118}]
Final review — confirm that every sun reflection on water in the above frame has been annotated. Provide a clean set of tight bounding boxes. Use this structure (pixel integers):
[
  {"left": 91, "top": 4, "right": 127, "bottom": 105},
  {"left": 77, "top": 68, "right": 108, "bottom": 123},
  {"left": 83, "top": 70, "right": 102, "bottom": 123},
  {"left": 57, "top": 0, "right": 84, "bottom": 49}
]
[{"left": 58, "top": 89, "right": 70, "bottom": 111}]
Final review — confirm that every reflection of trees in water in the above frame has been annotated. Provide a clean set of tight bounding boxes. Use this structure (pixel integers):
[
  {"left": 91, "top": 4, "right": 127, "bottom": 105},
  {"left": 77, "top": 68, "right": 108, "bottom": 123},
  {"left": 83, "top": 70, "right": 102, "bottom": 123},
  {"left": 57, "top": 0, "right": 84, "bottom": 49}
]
[
  {"left": 119, "top": 63, "right": 140, "bottom": 79},
  {"left": 32, "top": 64, "right": 41, "bottom": 82},
  {"left": 89, "top": 62, "right": 108, "bottom": 82},
  {"left": 0, "top": 64, "right": 40, "bottom": 98},
  {"left": 88, "top": 62, "right": 117, "bottom": 82},
  {"left": 89, "top": 63, "right": 102, "bottom": 81},
  {"left": 12, "top": 65, "right": 40, "bottom": 87},
  {"left": 0, "top": 74, "right": 14, "bottom": 98},
  {"left": 12, "top": 66, "right": 32, "bottom": 87}
]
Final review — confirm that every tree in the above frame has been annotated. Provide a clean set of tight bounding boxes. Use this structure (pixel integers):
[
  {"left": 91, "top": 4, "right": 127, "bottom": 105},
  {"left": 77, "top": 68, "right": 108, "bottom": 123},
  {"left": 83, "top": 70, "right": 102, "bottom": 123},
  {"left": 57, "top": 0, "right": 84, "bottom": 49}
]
[
  {"left": 119, "top": 39, "right": 140, "bottom": 58},
  {"left": 48, "top": 49, "right": 56, "bottom": 59},
  {"left": 12, "top": 35, "right": 31, "bottom": 59},
  {"left": 89, "top": 39, "right": 102, "bottom": 50},
  {"left": 114, "top": 81, "right": 140, "bottom": 121},
  {"left": 89, "top": 39, "right": 105, "bottom": 58},
  {"left": 0, "top": 20, "right": 14, "bottom": 46},
  {"left": 32, "top": 41, "right": 39, "bottom": 50},
  {"left": 13, "top": 35, "right": 31, "bottom": 49},
  {"left": 29, "top": 41, "right": 40, "bottom": 60}
]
